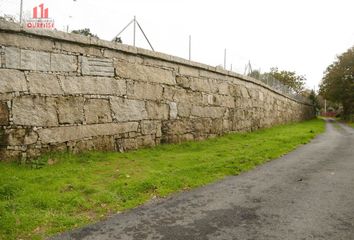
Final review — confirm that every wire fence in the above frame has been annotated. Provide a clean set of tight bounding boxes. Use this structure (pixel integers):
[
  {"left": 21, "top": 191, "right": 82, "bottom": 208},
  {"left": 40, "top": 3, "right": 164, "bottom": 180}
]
[
  {"left": 258, "top": 74, "right": 310, "bottom": 103},
  {"left": 245, "top": 71, "right": 311, "bottom": 104},
  {"left": 240, "top": 60, "right": 309, "bottom": 103}
]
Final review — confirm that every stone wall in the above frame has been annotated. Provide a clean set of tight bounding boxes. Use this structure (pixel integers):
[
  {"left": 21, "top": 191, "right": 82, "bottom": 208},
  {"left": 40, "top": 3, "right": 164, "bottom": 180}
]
[{"left": 0, "top": 20, "right": 314, "bottom": 161}]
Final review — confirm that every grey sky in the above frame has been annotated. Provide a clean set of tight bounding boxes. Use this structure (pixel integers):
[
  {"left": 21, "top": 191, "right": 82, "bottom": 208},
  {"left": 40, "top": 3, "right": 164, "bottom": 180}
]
[{"left": 2, "top": 0, "right": 354, "bottom": 89}]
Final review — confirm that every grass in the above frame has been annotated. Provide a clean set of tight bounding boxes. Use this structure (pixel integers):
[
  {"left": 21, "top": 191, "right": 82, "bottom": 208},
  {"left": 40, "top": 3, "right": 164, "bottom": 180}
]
[
  {"left": 346, "top": 122, "right": 354, "bottom": 128},
  {"left": 0, "top": 119, "right": 325, "bottom": 240}
]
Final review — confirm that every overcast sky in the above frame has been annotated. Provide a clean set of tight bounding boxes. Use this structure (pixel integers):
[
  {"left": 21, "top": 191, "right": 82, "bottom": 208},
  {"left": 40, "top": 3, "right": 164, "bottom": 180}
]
[{"left": 2, "top": 0, "right": 354, "bottom": 89}]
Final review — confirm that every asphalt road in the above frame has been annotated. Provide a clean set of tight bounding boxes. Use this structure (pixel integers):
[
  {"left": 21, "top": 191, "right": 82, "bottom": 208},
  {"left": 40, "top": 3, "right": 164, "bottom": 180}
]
[{"left": 53, "top": 119, "right": 354, "bottom": 240}]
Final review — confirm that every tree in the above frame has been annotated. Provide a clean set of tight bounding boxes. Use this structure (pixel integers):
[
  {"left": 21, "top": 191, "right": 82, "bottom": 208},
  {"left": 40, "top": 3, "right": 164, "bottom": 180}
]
[
  {"left": 266, "top": 67, "right": 306, "bottom": 93},
  {"left": 308, "top": 90, "right": 320, "bottom": 114},
  {"left": 113, "top": 36, "right": 123, "bottom": 43},
  {"left": 319, "top": 46, "right": 354, "bottom": 120},
  {"left": 71, "top": 28, "right": 98, "bottom": 38}
]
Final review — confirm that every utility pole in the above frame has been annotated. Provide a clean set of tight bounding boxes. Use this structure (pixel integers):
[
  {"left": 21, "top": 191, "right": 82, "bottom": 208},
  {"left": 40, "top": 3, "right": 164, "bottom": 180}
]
[
  {"left": 324, "top": 99, "right": 327, "bottom": 115},
  {"left": 189, "top": 35, "right": 191, "bottom": 61},
  {"left": 224, "top": 48, "right": 226, "bottom": 69},
  {"left": 19, "top": 0, "right": 23, "bottom": 24},
  {"left": 133, "top": 16, "right": 136, "bottom": 47}
]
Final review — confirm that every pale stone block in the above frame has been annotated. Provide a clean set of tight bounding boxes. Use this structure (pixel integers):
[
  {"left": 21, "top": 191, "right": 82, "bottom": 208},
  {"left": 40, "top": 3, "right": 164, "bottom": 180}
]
[
  {"left": 38, "top": 122, "right": 138, "bottom": 144},
  {"left": 240, "top": 86, "right": 250, "bottom": 98},
  {"left": 0, "top": 21, "right": 20, "bottom": 32},
  {"left": 80, "top": 56, "right": 114, "bottom": 77},
  {"left": 60, "top": 76, "right": 126, "bottom": 95},
  {"left": 177, "top": 103, "right": 191, "bottom": 117},
  {"left": 107, "top": 51, "right": 142, "bottom": 63},
  {"left": 259, "top": 91, "right": 264, "bottom": 101},
  {"left": 169, "top": 102, "right": 178, "bottom": 119},
  {"left": 21, "top": 49, "right": 50, "bottom": 71},
  {"left": 0, "top": 47, "right": 3, "bottom": 68},
  {"left": 0, "top": 32, "right": 53, "bottom": 51},
  {"left": 127, "top": 81, "right": 163, "bottom": 100},
  {"left": 188, "top": 77, "right": 218, "bottom": 93},
  {"left": 146, "top": 101, "right": 169, "bottom": 120},
  {"left": 162, "top": 86, "right": 176, "bottom": 102},
  {"left": 176, "top": 76, "right": 191, "bottom": 88},
  {"left": 84, "top": 99, "right": 112, "bottom": 124},
  {"left": 54, "top": 42, "right": 85, "bottom": 55},
  {"left": 249, "top": 89, "right": 259, "bottom": 99},
  {"left": 12, "top": 96, "right": 58, "bottom": 126},
  {"left": 192, "top": 118, "right": 213, "bottom": 133},
  {"left": 218, "top": 82, "right": 230, "bottom": 95},
  {"left": 189, "top": 77, "right": 212, "bottom": 93},
  {"left": 111, "top": 97, "right": 147, "bottom": 121},
  {"left": 191, "top": 106, "right": 225, "bottom": 118},
  {"left": 57, "top": 97, "right": 84, "bottom": 124},
  {"left": 202, "top": 94, "right": 215, "bottom": 105},
  {"left": 213, "top": 95, "right": 235, "bottom": 108},
  {"left": 27, "top": 72, "right": 63, "bottom": 94},
  {"left": 0, "top": 93, "right": 15, "bottom": 101},
  {"left": 161, "top": 119, "right": 193, "bottom": 135},
  {"left": 179, "top": 66, "right": 199, "bottom": 77},
  {"left": 165, "top": 87, "right": 203, "bottom": 104},
  {"left": 4, "top": 47, "right": 20, "bottom": 69},
  {"left": 141, "top": 120, "right": 162, "bottom": 136},
  {"left": 143, "top": 58, "right": 178, "bottom": 71},
  {"left": 115, "top": 61, "right": 176, "bottom": 85},
  {"left": 51, "top": 54, "right": 77, "bottom": 72},
  {"left": 0, "top": 69, "right": 27, "bottom": 93},
  {"left": 199, "top": 69, "right": 224, "bottom": 80}
]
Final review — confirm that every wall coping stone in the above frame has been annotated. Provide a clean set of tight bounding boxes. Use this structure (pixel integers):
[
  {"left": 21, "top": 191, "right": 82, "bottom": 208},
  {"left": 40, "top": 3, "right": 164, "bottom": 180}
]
[{"left": 0, "top": 20, "right": 311, "bottom": 106}]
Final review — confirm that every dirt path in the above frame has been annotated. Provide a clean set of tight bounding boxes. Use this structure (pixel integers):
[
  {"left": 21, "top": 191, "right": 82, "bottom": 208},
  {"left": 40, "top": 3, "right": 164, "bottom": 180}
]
[{"left": 53, "top": 119, "right": 354, "bottom": 240}]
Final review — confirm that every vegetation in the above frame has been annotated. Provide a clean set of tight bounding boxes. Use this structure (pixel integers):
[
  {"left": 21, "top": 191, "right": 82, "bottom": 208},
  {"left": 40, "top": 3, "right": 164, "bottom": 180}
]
[
  {"left": 113, "top": 36, "right": 123, "bottom": 43},
  {"left": 265, "top": 67, "right": 306, "bottom": 93},
  {"left": 248, "top": 68, "right": 306, "bottom": 94},
  {"left": 319, "top": 46, "right": 354, "bottom": 121},
  {"left": 0, "top": 119, "right": 324, "bottom": 240},
  {"left": 71, "top": 28, "right": 98, "bottom": 38},
  {"left": 308, "top": 90, "right": 320, "bottom": 114}
]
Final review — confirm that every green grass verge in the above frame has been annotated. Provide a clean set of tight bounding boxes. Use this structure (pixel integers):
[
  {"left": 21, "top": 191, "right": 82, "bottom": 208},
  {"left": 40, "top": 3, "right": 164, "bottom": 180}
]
[{"left": 0, "top": 119, "right": 325, "bottom": 239}]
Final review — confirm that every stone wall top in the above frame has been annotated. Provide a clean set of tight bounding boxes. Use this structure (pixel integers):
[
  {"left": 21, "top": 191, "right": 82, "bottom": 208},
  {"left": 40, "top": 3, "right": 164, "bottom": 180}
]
[{"left": 0, "top": 19, "right": 309, "bottom": 105}]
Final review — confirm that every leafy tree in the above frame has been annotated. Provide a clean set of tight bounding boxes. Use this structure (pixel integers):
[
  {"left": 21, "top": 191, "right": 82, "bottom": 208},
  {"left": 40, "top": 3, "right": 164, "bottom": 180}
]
[
  {"left": 319, "top": 46, "right": 354, "bottom": 120},
  {"left": 308, "top": 90, "right": 320, "bottom": 114},
  {"left": 71, "top": 28, "right": 98, "bottom": 38},
  {"left": 266, "top": 67, "right": 306, "bottom": 93},
  {"left": 113, "top": 36, "right": 123, "bottom": 43}
]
